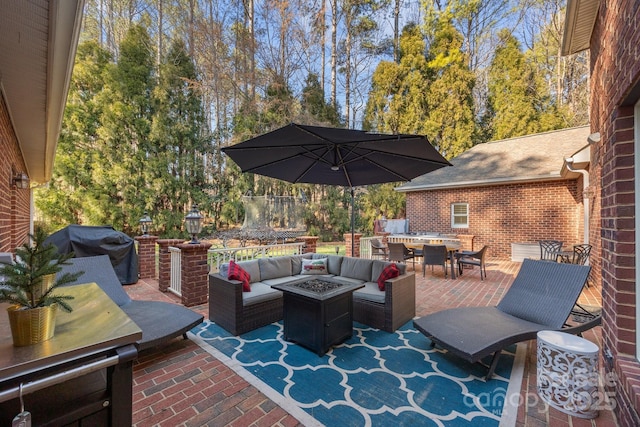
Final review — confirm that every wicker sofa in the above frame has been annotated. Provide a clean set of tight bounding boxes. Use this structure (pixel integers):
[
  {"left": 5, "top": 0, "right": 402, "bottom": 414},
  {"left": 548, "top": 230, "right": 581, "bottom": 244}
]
[{"left": 209, "top": 254, "right": 416, "bottom": 335}]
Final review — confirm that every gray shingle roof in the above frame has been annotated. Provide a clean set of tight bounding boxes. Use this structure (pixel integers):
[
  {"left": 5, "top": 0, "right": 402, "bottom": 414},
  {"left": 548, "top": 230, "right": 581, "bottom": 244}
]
[{"left": 396, "top": 125, "right": 591, "bottom": 192}]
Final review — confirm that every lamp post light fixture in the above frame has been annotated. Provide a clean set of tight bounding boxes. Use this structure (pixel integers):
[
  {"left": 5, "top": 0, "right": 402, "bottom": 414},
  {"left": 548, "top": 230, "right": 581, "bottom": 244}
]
[
  {"left": 139, "top": 211, "right": 152, "bottom": 236},
  {"left": 185, "top": 204, "right": 204, "bottom": 244},
  {"left": 12, "top": 172, "right": 29, "bottom": 189}
]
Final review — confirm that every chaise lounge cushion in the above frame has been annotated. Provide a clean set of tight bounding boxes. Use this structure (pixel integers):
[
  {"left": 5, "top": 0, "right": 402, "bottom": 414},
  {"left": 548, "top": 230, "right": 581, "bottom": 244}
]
[{"left": 58, "top": 255, "right": 203, "bottom": 351}]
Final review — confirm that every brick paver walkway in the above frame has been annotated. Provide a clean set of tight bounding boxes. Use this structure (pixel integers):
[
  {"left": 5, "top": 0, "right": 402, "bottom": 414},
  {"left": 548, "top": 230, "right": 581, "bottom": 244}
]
[{"left": 125, "top": 259, "right": 617, "bottom": 427}]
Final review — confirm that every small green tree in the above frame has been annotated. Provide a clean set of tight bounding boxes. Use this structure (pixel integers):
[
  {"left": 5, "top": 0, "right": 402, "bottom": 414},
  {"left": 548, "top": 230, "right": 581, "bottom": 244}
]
[{"left": 0, "top": 228, "right": 82, "bottom": 312}]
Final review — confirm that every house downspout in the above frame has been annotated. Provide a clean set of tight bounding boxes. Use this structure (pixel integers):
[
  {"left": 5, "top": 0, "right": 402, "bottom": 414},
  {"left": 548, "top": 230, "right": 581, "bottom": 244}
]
[{"left": 564, "top": 157, "right": 589, "bottom": 245}]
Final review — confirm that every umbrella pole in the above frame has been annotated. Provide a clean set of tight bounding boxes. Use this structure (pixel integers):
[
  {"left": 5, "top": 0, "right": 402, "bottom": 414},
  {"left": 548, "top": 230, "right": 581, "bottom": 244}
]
[{"left": 350, "top": 188, "right": 355, "bottom": 256}]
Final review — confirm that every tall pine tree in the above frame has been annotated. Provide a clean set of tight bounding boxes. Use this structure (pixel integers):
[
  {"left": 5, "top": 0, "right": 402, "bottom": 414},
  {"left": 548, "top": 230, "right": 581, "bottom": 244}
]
[
  {"left": 423, "top": 15, "right": 476, "bottom": 158},
  {"left": 150, "top": 39, "right": 213, "bottom": 237}
]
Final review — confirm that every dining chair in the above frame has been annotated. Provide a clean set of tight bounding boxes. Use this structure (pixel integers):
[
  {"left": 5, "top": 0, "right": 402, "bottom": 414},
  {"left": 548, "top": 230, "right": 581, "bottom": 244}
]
[
  {"left": 421, "top": 245, "right": 448, "bottom": 278},
  {"left": 538, "top": 240, "right": 563, "bottom": 261},
  {"left": 388, "top": 242, "right": 416, "bottom": 270},
  {"left": 370, "top": 238, "right": 388, "bottom": 260},
  {"left": 572, "top": 244, "right": 592, "bottom": 265},
  {"left": 455, "top": 245, "right": 489, "bottom": 280},
  {"left": 572, "top": 244, "right": 593, "bottom": 287}
]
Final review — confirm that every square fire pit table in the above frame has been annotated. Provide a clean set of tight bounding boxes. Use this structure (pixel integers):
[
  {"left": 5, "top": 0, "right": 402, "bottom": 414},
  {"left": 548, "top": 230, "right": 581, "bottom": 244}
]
[{"left": 272, "top": 279, "right": 364, "bottom": 356}]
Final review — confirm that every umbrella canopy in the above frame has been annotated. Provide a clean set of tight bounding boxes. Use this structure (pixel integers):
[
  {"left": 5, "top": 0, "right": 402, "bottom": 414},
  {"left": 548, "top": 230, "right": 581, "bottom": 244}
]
[
  {"left": 222, "top": 123, "right": 452, "bottom": 253},
  {"left": 222, "top": 123, "right": 451, "bottom": 188}
]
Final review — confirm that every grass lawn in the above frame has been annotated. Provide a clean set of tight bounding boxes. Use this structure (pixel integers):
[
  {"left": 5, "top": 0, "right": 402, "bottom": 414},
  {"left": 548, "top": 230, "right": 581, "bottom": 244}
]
[{"left": 316, "top": 242, "right": 345, "bottom": 256}]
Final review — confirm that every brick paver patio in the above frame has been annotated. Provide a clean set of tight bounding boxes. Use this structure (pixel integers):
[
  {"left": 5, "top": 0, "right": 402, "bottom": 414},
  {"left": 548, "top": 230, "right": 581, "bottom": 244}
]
[{"left": 125, "top": 258, "right": 616, "bottom": 427}]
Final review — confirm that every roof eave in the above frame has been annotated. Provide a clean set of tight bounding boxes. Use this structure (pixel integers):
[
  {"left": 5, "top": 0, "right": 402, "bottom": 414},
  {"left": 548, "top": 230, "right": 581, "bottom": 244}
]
[
  {"left": 561, "top": 0, "right": 601, "bottom": 56},
  {"left": 395, "top": 174, "right": 568, "bottom": 193},
  {"left": 41, "top": 0, "right": 85, "bottom": 184}
]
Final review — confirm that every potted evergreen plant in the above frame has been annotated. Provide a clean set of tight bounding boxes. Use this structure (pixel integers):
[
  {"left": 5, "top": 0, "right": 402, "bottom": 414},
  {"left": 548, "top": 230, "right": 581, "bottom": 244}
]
[{"left": 0, "top": 227, "right": 82, "bottom": 346}]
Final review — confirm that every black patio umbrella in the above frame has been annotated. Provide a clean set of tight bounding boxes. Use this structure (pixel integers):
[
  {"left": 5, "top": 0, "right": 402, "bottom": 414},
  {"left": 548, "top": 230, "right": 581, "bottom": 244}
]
[{"left": 222, "top": 123, "right": 451, "bottom": 253}]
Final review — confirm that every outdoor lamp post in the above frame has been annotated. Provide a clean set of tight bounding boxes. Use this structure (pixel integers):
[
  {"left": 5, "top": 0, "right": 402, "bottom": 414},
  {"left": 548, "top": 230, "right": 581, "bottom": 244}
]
[
  {"left": 139, "top": 211, "right": 152, "bottom": 236},
  {"left": 185, "top": 204, "right": 203, "bottom": 244}
]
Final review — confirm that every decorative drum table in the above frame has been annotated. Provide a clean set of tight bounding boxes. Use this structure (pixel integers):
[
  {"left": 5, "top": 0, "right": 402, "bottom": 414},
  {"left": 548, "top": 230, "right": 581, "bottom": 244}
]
[{"left": 536, "top": 330, "right": 599, "bottom": 418}]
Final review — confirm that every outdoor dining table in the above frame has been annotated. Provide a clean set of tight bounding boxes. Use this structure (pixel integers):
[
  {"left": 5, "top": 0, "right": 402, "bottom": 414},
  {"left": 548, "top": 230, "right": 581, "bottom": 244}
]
[{"left": 404, "top": 241, "right": 462, "bottom": 279}]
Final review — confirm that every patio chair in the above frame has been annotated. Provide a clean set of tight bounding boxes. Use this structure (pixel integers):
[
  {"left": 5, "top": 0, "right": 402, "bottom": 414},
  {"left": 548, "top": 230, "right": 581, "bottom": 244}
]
[
  {"left": 454, "top": 245, "right": 489, "bottom": 280},
  {"left": 57, "top": 255, "right": 204, "bottom": 351},
  {"left": 572, "top": 244, "right": 592, "bottom": 265},
  {"left": 421, "top": 244, "right": 448, "bottom": 278},
  {"left": 370, "top": 238, "right": 388, "bottom": 260},
  {"left": 388, "top": 242, "right": 417, "bottom": 270},
  {"left": 413, "top": 259, "right": 599, "bottom": 380},
  {"left": 539, "top": 239, "right": 563, "bottom": 261}
]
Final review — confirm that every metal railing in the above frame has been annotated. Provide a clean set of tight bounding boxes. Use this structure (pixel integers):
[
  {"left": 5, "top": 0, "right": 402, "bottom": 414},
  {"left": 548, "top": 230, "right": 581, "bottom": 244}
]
[
  {"left": 207, "top": 242, "right": 305, "bottom": 272},
  {"left": 169, "top": 246, "right": 182, "bottom": 296},
  {"left": 360, "top": 236, "right": 375, "bottom": 259},
  {"left": 387, "top": 234, "right": 460, "bottom": 246}
]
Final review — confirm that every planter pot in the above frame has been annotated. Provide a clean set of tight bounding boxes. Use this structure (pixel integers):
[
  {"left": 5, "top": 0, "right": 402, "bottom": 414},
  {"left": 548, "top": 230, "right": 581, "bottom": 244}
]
[
  {"left": 7, "top": 304, "right": 58, "bottom": 346},
  {"left": 31, "top": 273, "right": 56, "bottom": 302}
]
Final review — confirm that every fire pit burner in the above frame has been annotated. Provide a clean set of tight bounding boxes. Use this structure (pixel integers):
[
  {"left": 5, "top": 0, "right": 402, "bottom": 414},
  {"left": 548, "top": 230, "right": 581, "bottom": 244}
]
[{"left": 293, "top": 280, "right": 343, "bottom": 294}]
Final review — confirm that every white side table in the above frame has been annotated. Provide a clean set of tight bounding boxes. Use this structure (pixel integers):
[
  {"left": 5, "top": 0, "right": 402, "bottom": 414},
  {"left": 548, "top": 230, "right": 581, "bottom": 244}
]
[{"left": 537, "top": 330, "right": 599, "bottom": 418}]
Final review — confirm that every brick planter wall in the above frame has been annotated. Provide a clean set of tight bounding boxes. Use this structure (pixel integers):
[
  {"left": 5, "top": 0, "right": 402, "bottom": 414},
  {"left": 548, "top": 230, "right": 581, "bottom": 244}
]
[
  {"left": 296, "top": 236, "right": 319, "bottom": 254},
  {"left": 0, "top": 95, "right": 30, "bottom": 252},
  {"left": 135, "top": 235, "right": 158, "bottom": 279},
  {"left": 589, "top": 1, "right": 640, "bottom": 425},
  {"left": 344, "top": 233, "right": 362, "bottom": 258},
  {"left": 176, "top": 242, "right": 212, "bottom": 307}
]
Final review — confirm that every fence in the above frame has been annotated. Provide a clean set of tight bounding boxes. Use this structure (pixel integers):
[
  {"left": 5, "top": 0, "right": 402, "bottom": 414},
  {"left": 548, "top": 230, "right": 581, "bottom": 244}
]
[
  {"left": 169, "top": 246, "right": 182, "bottom": 296},
  {"left": 207, "top": 242, "right": 306, "bottom": 272}
]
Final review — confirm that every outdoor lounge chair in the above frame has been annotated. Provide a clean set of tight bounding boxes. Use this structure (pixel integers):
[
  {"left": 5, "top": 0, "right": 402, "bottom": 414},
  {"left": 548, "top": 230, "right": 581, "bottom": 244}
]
[
  {"left": 57, "top": 255, "right": 204, "bottom": 351},
  {"left": 413, "top": 259, "right": 600, "bottom": 380}
]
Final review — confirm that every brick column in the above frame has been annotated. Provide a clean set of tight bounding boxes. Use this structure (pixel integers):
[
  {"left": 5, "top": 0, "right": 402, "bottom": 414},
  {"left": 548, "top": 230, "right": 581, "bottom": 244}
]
[
  {"left": 156, "top": 239, "right": 184, "bottom": 292},
  {"left": 176, "top": 242, "right": 212, "bottom": 307},
  {"left": 344, "top": 233, "right": 362, "bottom": 258},
  {"left": 296, "top": 236, "right": 319, "bottom": 254},
  {"left": 134, "top": 235, "right": 158, "bottom": 280}
]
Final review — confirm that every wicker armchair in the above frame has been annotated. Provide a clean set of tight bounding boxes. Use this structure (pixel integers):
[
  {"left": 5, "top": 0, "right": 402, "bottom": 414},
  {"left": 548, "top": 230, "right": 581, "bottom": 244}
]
[
  {"left": 353, "top": 271, "right": 416, "bottom": 333},
  {"left": 209, "top": 273, "right": 283, "bottom": 336}
]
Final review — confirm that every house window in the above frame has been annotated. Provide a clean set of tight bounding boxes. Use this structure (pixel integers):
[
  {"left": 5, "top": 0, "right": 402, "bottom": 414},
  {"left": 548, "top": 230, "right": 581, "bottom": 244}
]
[{"left": 451, "top": 203, "right": 469, "bottom": 228}]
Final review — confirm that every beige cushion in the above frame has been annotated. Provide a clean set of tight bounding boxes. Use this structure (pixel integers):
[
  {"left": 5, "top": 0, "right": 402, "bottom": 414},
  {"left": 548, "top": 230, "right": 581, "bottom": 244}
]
[{"left": 259, "top": 257, "right": 293, "bottom": 280}]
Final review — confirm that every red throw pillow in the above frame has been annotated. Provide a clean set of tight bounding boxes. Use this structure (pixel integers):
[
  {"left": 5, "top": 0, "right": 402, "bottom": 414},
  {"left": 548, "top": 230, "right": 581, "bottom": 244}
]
[
  {"left": 377, "top": 263, "right": 400, "bottom": 291},
  {"left": 228, "top": 260, "right": 251, "bottom": 292}
]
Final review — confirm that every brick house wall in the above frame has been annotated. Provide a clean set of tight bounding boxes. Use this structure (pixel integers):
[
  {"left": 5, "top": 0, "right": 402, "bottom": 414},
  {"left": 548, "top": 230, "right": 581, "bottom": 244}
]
[
  {"left": 406, "top": 178, "right": 584, "bottom": 260},
  {"left": 589, "top": 1, "right": 640, "bottom": 425},
  {"left": 0, "top": 93, "right": 30, "bottom": 253}
]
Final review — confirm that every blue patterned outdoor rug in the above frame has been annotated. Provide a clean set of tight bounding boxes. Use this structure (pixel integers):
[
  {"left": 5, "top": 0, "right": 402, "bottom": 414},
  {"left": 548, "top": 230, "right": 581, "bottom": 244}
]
[{"left": 189, "top": 320, "right": 524, "bottom": 427}]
